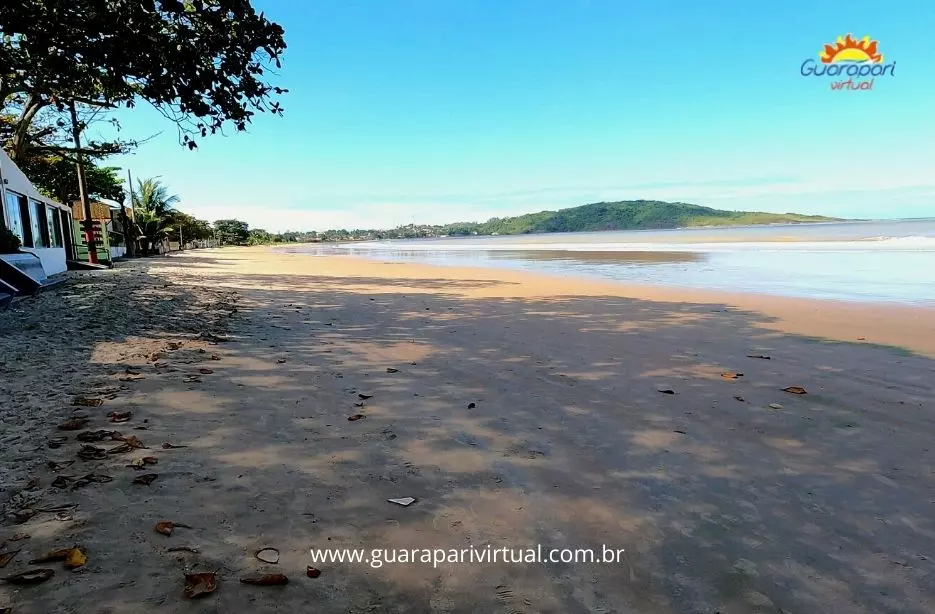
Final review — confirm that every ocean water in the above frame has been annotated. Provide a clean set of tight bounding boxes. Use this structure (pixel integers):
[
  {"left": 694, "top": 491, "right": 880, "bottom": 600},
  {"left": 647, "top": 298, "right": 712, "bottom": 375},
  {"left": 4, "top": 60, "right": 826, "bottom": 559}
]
[{"left": 289, "top": 220, "right": 935, "bottom": 304}]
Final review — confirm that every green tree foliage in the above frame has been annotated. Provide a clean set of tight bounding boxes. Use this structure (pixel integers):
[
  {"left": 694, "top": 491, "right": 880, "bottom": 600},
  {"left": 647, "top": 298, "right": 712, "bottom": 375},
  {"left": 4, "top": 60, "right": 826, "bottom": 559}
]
[
  {"left": 248, "top": 228, "right": 272, "bottom": 245},
  {"left": 0, "top": 0, "right": 287, "bottom": 155},
  {"left": 214, "top": 219, "right": 250, "bottom": 246},
  {"left": 132, "top": 178, "right": 180, "bottom": 255}
]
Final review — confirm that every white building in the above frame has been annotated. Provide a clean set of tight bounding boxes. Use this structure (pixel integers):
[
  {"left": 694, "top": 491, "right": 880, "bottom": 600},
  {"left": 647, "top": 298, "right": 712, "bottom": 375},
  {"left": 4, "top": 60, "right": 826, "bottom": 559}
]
[{"left": 0, "top": 148, "right": 74, "bottom": 276}]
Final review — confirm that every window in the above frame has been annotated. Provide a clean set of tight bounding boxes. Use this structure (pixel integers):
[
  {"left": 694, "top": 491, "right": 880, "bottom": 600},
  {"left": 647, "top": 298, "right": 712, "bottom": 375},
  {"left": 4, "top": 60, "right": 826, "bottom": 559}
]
[
  {"left": 4, "top": 192, "right": 28, "bottom": 245},
  {"left": 47, "top": 206, "right": 64, "bottom": 247},
  {"left": 29, "top": 200, "right": 49, "bottom": 248}
]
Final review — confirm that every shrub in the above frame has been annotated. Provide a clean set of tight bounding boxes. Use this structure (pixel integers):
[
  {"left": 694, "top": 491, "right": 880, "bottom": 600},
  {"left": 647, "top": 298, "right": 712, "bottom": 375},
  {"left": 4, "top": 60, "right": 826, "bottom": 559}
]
[{"left": 0, "top": 227, "right": 22, "bottom": 253}]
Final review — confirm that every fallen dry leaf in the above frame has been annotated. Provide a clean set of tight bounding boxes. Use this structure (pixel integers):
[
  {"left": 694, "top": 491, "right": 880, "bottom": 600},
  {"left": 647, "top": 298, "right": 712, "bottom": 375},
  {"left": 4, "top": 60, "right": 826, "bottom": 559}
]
[
  {"left": 77, "top": 430, "right": 119, "bottom": 443},
  {"left": 183, "top": 376, "right": 202, "bottom": 383},
  {"left": 183, "top": 571, "right": 217, "bottom": 599},
  {"left": 467, "top": 402, "right": 476, "bottom": 409},
  {"left": 72, "top": 397, "right": 103, "bottom": 407},
  {"left": 657, "top": 388, "right": 676, "bottom": 395},
  {"left": 58, "top": 417, "right": 89, "bottom": 431},
  {"left": 198, "top": 368, "right": 213, "bottom": 375},
  {"left": 734, "top": 395, "right": 746, "bottom": 402},
  {"left": 240, "top": 573, "right": 288, "bottom": 586},
  {"left": 64, "top": 548, "right": 87, "bottom": 569},
  {"left": 387, "top": 497, "right": 416, "bottom": 506},
  {"left": 106, "top": 443, "right": 133, "bottom": 455},
  {"left": 122, "top": 435, "right": 146, "bottom": 449},
  {"left": 306, "top": 566, "right": 321, "bottom": 578},
  {"left": 133, "top": 473, "right": 158, "bottom": 486},
  {"left": 210, "top": 354, "right": 221, "bottom": 361},
  {"left": 720, "top": 372, "right": 744, "bottom": 380},
  {"left": 155, "top": 521, "right": 173, "bottom": 536},
  {"left": 29, "top": 548, "right": 71, "bottom": 564},
  {"left": 13, "top": 509, "right": 36, "bottom": 524},
  {"left": 0, "top": 549, "right": 20, "bottom": 568},
  {"left": 47, "top": 436, "right": 68, "bottom": 448},
  {"left": 347, "top": 414, "right": 365, "bottom": 422},
  {"left": 746, "top": 354, "right": 771, "bottom": 360},
  {"left": 47, "top": 460, "right": 75, "bottom": 472},
  {"left": 385, "top": 367, "right": 398, "bottom": 373},
  {"left": 51, "top": 476, "right": 72, "bottom": 489},
  {"left": 9, "top": 534, "right": 29, "bottom": 542},
  {"left": 77, "top": 445, "right": 107, "bottom": 461},
  {"left": 255, "top": 548, "right": 280, "bottom": 564},
  {"left": 162, "top": 442, "right": 187, "bottom": 449},
  {"left": 167, "top": 546, "right": 199, "bottom": 554},
  {"left": 108, "top": 411, "right": 132, "bottom": 423},
  {"left": 769, "top": 403, "right": 783, "bottom": 410},
  {"left": 2, "top": 568, "right": 54, "bottom": 585},
  {"left": 358, "top": 393, "right": 373, "bottom": 400},
  {"left": 782, "top": 386, "right": 808, "bottom": 395}
]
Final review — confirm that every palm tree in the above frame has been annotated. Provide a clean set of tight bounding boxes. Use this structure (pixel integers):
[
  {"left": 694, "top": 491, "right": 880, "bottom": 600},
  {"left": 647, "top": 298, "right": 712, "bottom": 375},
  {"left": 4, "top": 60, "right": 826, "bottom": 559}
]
[{"left": 131, "top": 178, "right": 180, "bottom": 255}]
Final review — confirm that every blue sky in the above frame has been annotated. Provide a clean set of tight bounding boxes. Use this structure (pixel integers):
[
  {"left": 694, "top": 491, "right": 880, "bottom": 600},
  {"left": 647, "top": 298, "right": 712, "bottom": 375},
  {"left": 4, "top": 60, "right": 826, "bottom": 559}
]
[{"left": 107, "top": 0, "right": 935, "bottom": 231}]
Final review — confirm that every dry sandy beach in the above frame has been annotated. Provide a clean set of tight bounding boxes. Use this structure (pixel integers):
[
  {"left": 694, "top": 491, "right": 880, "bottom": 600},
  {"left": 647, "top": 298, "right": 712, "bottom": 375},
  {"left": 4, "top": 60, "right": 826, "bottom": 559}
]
[{"left": 1, "top": 247, "right": 934, "bottom": 613}]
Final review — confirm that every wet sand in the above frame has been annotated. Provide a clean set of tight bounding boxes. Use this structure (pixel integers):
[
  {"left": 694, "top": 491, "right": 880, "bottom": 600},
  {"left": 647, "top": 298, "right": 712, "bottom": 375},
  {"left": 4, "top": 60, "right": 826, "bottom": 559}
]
[{"left": 1, "top": 247, "right": 934, "bottom": 613}]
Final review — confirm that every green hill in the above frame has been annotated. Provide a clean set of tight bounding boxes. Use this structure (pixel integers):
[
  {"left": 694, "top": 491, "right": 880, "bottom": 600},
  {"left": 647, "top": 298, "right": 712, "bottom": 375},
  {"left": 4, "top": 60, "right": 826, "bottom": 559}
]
[
  {"left": 315, "top": 200, "right": 841, "bottom": 241},
  {"left": 451, "top": 200, "right": 839, "bottom": 236}
]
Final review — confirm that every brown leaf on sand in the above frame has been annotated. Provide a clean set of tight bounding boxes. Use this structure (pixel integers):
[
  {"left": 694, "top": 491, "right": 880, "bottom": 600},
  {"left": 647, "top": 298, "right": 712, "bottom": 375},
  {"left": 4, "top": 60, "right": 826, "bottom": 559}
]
[
  {"left": 720, "top": 372, "right": 744, "bottom": 380},
  {"left": 162, "top": 442, "right": 187, "bottom": 449},
  {"left": 733, "top": 395, "right": 746, "bottom": 402},
  {"left": 133, "top": 473, "right": 158, "bottom": 486},
  {"left": 77, "top": 445, "right": 107, "bottom": 460},
  {"left": 385, "top": 367, "right": 399, "bottom": 373},
  {"left": 64, "top": 548, "right": 87, "bottom": 569},
  {"left": 0, "top": 549, "right": 20, "bottom": 568},
  {"left": 108, "top": 411, "right": 132, "bottom": 423},
  {"left": 184, "top": 572, "right": 217, "bottom": 599},
  {"left": 2, "top": 568, "right": 54, "bottom": 585},
  {"left": 276, "top": 358, "right": 287, "bottom": 364},
  {"left": 149, "top": 351, "right": 162, "bottom": 362},
  {"left": 306, "top": 566, "right": 322, "bottom": 578},
  {"left": 198, "top": 368, "right": 213, "bottom": 375},
  {"left": 28, "top": 548, "right": 71, "bottom": 564},
  {"left": 210, "top": 354, "right": 221, "bottom": 361},
  {"left": 347, "top": 414, "right": 365, "bottom": 422},
  {"left": 73, "top": 397, "right": 104, "bottom": 407},
  {"left": 121, "top": 435, "right": 146, "bottom": 449},
  {"left": 155, "top": 521, "right": 189, "bottom": 536},
  {"left": 9, "top": 534, "right": 29, "bottom": 542},
  {"left": 358, "top": 393, "right": 374, "bottom": 400},
  {"left": 782, "top": 386, "right": 808, "bottom": 395},
  {"left": 746, "top": 354, "right": 771, "bottom": 360},
  {"left": 241, "top": 573, "right": 288, "bottom": 586},
  {"left": 657, "top": 388, "right": 676, "bottom": 395},
  {"left": 106, "top": 443, "right": 133, "bottom": 455},
  {"left": 128, "top": 457, "right": 158, "bottom": 470},
  {"left": 58, "top": 417, "right": 89, "bottom": 431}
]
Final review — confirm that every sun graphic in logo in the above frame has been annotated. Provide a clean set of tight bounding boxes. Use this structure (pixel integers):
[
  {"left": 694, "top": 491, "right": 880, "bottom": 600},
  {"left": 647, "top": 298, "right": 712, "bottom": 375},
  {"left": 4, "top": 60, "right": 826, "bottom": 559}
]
[{"left": 820, "top": 34, "right": 883, "bottom": 64}]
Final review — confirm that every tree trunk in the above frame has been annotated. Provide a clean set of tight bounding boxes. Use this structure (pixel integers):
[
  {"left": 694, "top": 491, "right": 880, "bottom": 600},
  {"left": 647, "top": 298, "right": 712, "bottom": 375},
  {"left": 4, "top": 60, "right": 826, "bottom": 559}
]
[{"left": 9, "top": 94, "right": 48, "bottom": 161}]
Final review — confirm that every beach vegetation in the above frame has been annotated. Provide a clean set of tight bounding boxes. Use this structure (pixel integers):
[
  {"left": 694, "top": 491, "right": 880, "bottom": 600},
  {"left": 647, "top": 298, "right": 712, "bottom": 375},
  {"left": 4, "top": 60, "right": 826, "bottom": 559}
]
[
  {"left": 0, "top": 226, "right": 21, "bottom": 253},
  {"left": 131, "top": 178, "right": 180, "bottom": 255},
  {"left": 214, "top": 219, "right": 250, "bottom": 246}
]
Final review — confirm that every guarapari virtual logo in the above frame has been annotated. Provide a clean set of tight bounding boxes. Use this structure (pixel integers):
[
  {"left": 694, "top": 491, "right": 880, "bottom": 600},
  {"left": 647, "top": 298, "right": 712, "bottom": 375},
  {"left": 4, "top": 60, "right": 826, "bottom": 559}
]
[{"left": 800, "top": 34, "right": 895, "bottom": 91}]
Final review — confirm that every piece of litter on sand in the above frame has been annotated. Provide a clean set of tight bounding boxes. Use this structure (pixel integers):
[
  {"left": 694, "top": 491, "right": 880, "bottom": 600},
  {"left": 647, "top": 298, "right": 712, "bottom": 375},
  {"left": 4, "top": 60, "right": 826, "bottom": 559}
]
[
  {"left": 306, "top": 566, "right": 322, "bottom": 578},
  {"left": 733, "top": 396, "right": 746, "bottom": 402},
  {"left": 255, "top": 548, "right": 280, "bottom": 564},
  {"left": 769, "top": 403, "right": 783, "bottom": 410},
  {"left": 386, "top": 367, "right": 399, "bottom": 373},
  {"left": 467, "top": 402, "right": 476, "bottom": 409},
  {"left": 782, "top": 386, "right": 807, "bottom": 395},
  {"left": 720, "top": 372, "right": 743, "bottom": 380},
  {"left": 155, "top": 521, "right": 192, "bottom": 536},
  {"left": 347, "top": 414, "right": 365, "bottom": 422},
  {"left": 746, "top": 354, "right": 771, "bottom": 360},
  {"left": 167, "top": 546, "right": 199, "bottom": 554},
  {"left": 657, "top": 388, "right": 676, "bottom": 395},
  {"left": 358, "top": 393, "right": 374, "bottom": 400},
  {"left": 162, "top": 442, "right": 187, "bottom": 449},
  {"left": 387, "top": 497, "right": 416, "bottom": 507}
]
